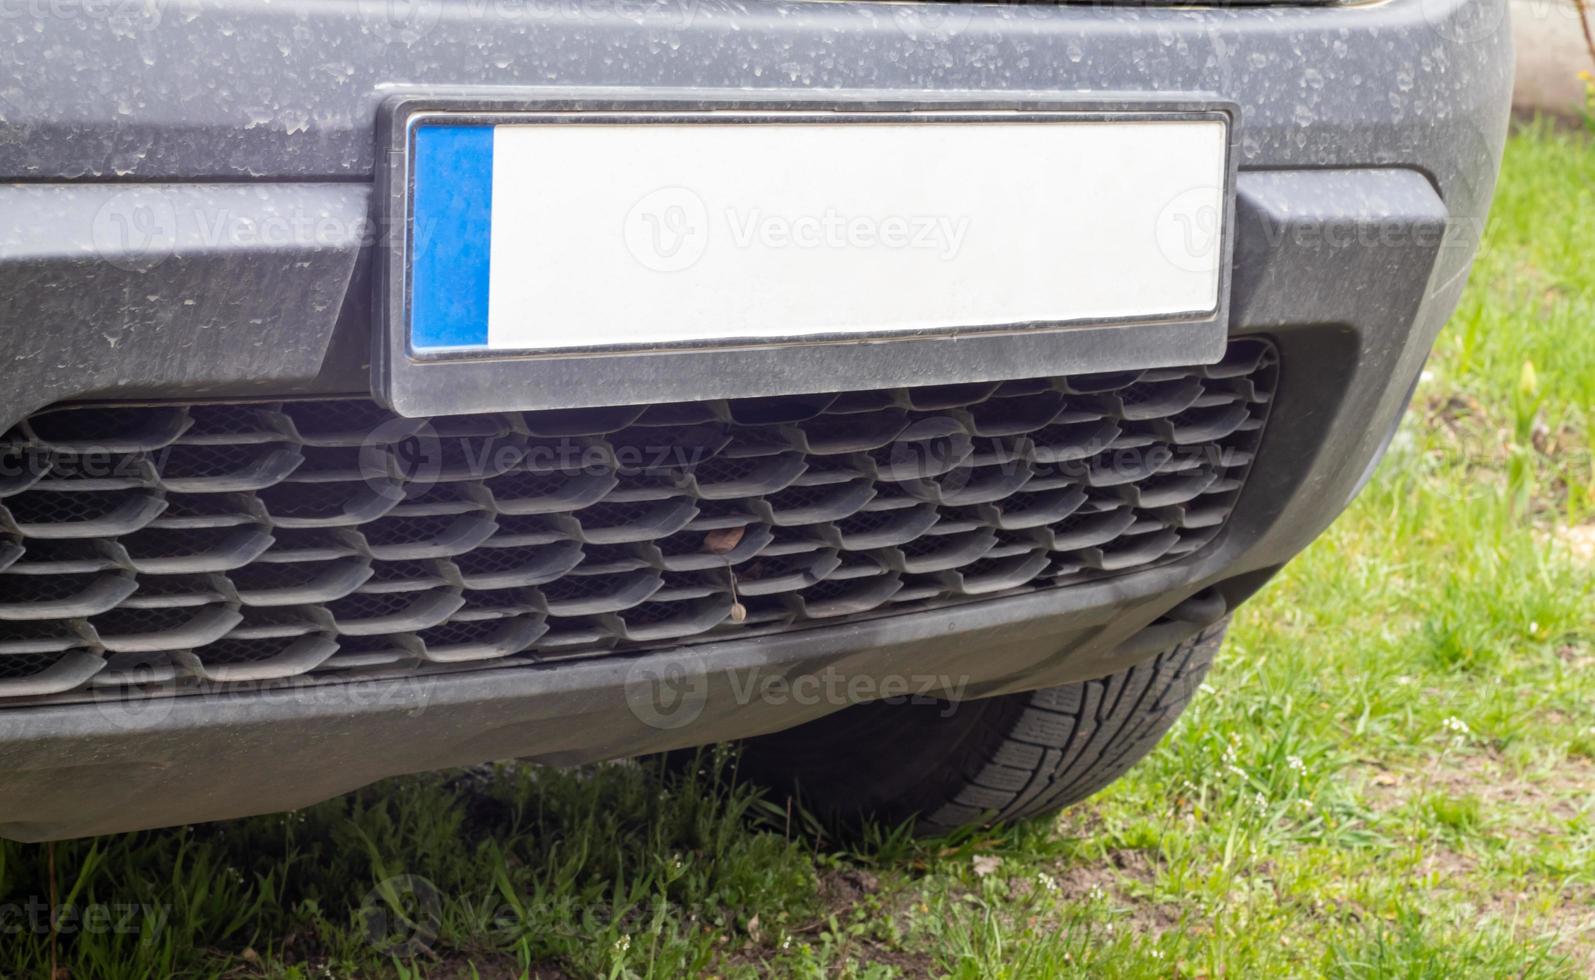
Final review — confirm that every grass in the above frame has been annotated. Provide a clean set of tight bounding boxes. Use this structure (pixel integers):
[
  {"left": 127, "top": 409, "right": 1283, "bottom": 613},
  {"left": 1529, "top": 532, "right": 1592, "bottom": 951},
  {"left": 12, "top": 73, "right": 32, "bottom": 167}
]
[{"left": 2, "top": 119, "right": 1593, "bottom": 979}]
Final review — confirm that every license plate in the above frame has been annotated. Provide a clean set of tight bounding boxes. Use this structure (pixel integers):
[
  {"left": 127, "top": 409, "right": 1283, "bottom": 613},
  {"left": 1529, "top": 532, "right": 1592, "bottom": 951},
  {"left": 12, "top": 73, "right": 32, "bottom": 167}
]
[{"left": 376, "top": 97, "right": 1234, "bottom": 417}]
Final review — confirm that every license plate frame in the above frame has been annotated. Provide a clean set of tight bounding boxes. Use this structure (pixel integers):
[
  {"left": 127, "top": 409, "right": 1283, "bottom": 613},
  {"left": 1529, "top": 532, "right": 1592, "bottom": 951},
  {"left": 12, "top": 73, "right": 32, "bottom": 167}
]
[{"left": 375, "top": 92, "right": 1238, "bottom": 418}]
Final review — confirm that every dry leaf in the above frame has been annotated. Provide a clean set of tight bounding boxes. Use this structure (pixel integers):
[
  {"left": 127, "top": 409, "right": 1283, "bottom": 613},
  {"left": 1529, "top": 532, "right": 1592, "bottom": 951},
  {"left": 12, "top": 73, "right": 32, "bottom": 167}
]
[
  {"left": 704, "top": 526, "right": 745, "bottom": 555},
  {"left": 972, "top": 854, "right": 1001, "bottom": 877}
]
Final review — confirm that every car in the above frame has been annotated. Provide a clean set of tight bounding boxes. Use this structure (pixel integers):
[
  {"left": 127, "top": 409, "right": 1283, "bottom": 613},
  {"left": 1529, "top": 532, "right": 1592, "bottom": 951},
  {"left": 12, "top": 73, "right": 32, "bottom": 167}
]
[{"left": 0, "top": 0, "right": 1512, "bottom": 842}]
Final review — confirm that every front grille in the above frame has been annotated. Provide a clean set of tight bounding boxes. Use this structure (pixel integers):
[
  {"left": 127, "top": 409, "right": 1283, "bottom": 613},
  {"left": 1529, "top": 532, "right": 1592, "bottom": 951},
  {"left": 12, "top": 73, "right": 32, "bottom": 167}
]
[{"left": 0, "top": 340, "right": 1276, "bottom": 704}]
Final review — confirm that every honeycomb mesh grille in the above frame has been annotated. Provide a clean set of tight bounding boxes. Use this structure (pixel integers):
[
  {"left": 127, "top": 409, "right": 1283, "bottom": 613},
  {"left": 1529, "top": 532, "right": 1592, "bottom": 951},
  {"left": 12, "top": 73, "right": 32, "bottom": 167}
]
[{"left": 0, "top": 341, "right": 1276, "bottom": 703}]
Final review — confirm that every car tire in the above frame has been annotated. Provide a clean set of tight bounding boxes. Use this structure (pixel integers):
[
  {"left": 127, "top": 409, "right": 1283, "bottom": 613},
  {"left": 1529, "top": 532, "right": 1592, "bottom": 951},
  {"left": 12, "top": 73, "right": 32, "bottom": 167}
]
[{"left": 721, "top": 620, "right": 1226, "bottom": 835}]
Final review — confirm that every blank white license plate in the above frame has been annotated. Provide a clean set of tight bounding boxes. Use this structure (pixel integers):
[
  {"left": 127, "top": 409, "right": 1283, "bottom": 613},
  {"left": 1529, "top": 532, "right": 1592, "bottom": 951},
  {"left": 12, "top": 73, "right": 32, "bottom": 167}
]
[{"left": 403, "top": 114, "right": 1228, "bottom": 354}]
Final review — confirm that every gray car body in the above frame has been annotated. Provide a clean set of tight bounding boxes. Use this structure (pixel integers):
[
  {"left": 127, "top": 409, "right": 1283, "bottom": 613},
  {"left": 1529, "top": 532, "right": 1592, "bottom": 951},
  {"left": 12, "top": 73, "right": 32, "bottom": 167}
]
[{"left": 0, "top": 0, "right": 1512, "bottom": 840}]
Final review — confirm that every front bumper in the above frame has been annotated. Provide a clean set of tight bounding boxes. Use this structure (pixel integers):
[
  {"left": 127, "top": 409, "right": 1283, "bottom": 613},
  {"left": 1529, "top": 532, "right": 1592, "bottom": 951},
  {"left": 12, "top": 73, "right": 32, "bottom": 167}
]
[{"left": 0, "top": 0, "right": 1511, "bottom": 840}]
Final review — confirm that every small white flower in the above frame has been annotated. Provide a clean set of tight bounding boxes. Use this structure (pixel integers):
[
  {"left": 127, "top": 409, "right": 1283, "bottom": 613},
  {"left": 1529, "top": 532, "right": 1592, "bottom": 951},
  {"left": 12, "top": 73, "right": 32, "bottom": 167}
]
[
  {"left": 1442, "top": 716, "right": 1470, "bottom": 737},
  {"left": 614, "top": 936, "right": 631, "bottom": 955},
  {"left": 1287, "top": 755, "right": 1306, "bottom": 775}
]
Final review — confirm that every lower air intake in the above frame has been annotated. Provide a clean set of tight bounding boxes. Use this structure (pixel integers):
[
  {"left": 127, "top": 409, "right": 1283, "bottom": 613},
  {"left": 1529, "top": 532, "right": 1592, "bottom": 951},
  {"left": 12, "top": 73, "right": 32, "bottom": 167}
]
[{"left": 0, "top": 340, "right": 1276, "bottom": 704}]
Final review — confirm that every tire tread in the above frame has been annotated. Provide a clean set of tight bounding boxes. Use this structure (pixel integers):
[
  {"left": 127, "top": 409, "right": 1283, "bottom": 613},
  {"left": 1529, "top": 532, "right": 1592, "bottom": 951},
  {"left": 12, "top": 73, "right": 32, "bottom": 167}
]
[{"left": 921, "top": 622, "right": 1224, "bottom": 833}]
